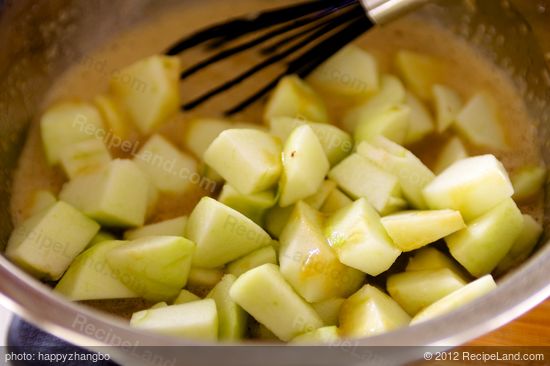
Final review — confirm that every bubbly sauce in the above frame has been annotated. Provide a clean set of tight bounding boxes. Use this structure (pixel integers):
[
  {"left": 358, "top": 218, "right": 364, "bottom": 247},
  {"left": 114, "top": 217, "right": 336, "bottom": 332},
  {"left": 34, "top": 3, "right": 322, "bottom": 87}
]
[{"left": 9, "top": 1, "right": 545, "bottom": 317}]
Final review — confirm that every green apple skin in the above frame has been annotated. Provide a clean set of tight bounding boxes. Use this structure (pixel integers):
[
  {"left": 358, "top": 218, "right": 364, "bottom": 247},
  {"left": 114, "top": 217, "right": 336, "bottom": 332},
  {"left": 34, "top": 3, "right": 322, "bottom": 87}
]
[
  {"left": 324, "top": 198, "right": 402, "bottom": 276},
  {"left": 357, "top": 137, "right": 435, "bottom": 209},
  {"left": 60, "top": 139, "right": 111, "bottom": 179},
  {"left": 130, "top": 299, "right": 218, "bottom": 341},
  {"left": 186, "top": 197, "right": 272, "bottom": 268},
  {"left": 279, "top": 202, "right": 365, "bottom": 302},
  {"left": 411, "top": 275, "right": 497, "bottom": 325},
  {"left": 6, "top": 201, "right": 100, "bottom": 281},
  {"left": 107, "top": 236, "right": 195, "bottom": 302},
  {"left": 110, "top": 55, "right": 180, "bottom": 134},
  {"left": 406, "top": 247, "right": 467, "bottom": 280},
  {"left": 226, "top": 246, "right": 278, "bottom": 277},
  {"left": 60, "top": 159, "right": 150, "bottom": 228},
  {"left": 187, "top": 267, "right": 224, "bottom": 288},
  {"left": 433, "top": 137, "right": 468, "bottom": 174},
  {"left": 264, "top": 75, "right": 329, "bottom": 124},
  {"left": 55, "top": 240, "right": 138, "bottom": 301},
  {"left": 339, "top": 285, "right": 410, "bottom": 339},
  {"left": 446, "top": 198, "right": 524, "bottom": 277},
  {"left": 134, "top": 134, "right": 198, "bottom": 195},
  {"left": 432, "top": 84, "right": 463, "bottom": 133},
  {"left": 279, "top": 125, "right": 329, "bottom": 207},
  {"left": 311, "top": 298, "right": 345, "bottom": 326},
  {"left": 511, "top": 165, "right": 547, "bottom": 203},
  {"left": 229, "top": 264, "right": 324, "bottom": 341},
  {"left": 423, "top": 154, "right": 514, "bottom": 221},
  {"left": 124, "top": 216, "right": 187, "bottom": 240},
  {"left": 291, "top": 326, "right": 340, "bottom": 344},
  {"left": 40, "top": 101, "right": 104, "bottom": 165},
  {"left": 387, "top": 268, "right": 467, "bottom": 316},
  {"left": 404, "top": 92, "right": 434, "bottom": 145},
  {"left": 218, "top": 184, "right": 276, "bottom": 225},
  {"left": 320, "top": 188, "right": 353, "bottom": 214},
  {"left": 204, "top": 129, "right": 282, "bottom": 195},
  {"left": 173, "top": 289, "right": 201, "bottom": 305},
  {"left": 329, "top": 153, "right": 404, "bottom": 215},
  {"left": 354, "top": 105, "right": 410, "bottom": 145},
  {"left": 207, "top": 274, "right": 248, "bottom": 341},
  {"left": 395, "top": 50, "right": 444, "bottom": 100},
  {"left": 381, "top": 209, "right": 465, "bottom": 252}
]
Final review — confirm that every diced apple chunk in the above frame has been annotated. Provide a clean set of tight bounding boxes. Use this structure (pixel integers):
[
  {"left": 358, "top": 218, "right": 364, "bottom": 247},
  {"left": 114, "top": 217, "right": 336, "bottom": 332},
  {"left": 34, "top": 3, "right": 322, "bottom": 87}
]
[
  {"left": 387, "top": 269, "right": 466, "bottom": 315},
  {"left": 186, "top": 197, "right": 272, "bottom": 268},
  {"left": 354, "top": 105, "right": 410, "bottom": 145},
  {"left": 59, "top": 159, "right": 150, "bottom": 227},
  {"left": 321, "top": 188, "right": 353, "bottom": 214},
  {"left": 279, "top": 202, "right": 365, "bottom": 302},
  {"left": 93, "top": 94, "right": 131, "bottom": 140},
  {"left": 433, "top": 137, "right": 468, "bottom": 174},
  {"left": 229, "top": 264, "right": 324, "bottom": 341},
  {"left": 432, "top": 84, "right": 462, "bottom": 133},
  {"left": 339, "top": 285, "right": 410, "bottom": 338},
  {"left": 151, "top": 302, "right": 168, "bottom": 309},
  {"left": 40, "top": 102, "right": 104, "bottom": 165},
  {"left": 325, "top": 198, "right": 402, "bottom": 276},
  {"left": 130, "top": 299, "right": 218, "bottom": 341},
  {"left": 204, "top": 129, "right": 282, "bottom": 195},
  {"left": 134, "top": 134, "right": 198, "bottom": 195},
  {"left": 511, "top": 165, "right": 547, "bottom": 202},
  {"left": 291, "top": 326, "right": 340, "bottom": 344},
  {"left": 218, "top": 184, "right": 276, "bottom": 225},
  {"left": 423, "top": 155, "right": 514, "bottom": 221},
  {"left": 226, "top": 246, "right": 277, "bottom": 277},
  {"left": 107, "top": 236, "right": 195, "bottom": 301},
  {"left": 312, "top": 298, "right": 345, "bottom": 326},
  {"left": 173, "top": 289, "right": 201, "bottom": 305},
  {"left": 184, "top": 118, "right": 234, "bottom": 159},
  {"left": 279, "top": 125, "right": 329, "bottom": 207},
  {"left": 496, "top": 214, "right": 543, "bottom": 273},
  {"left": 54, "top": 240, "right": 138, "bottom": 301},
  {"left": 381, "top": 210, "right": 465, "bottom": 252},
  {"left": 25, "top": 190, "right": 57, "bottom": 219},
  {"left": 454, "top": 93, "right": 507, "bottom": 150},
  {"left": 446, "top": 198, "right": 524, "bottom": 277},
  {"left": 404, "top": 92, "right": 434, "bottom": 145},
  {"left": 265, "top": 205, "right": 294, "bottom": 239},
  {"left": 6, "top": 201, "right": 99, "bottom": 280},
  {"left": 358, "top": 137, "right": 435, "bottom": 209},
  {"left": 264, "top": 75, "right": 329, "bottom": 123},
  {"left": 187, "top": 267, "right": 224, "bottom": 288},
  {"left": 59, "top": 139, "right": 111, "bottom": 179},
  {"left": 207, "top": 274, "right": 248, "bottom": 341},
  {"left": 308, "top": 45, "right": 379, "bottom": 97},
  {"left": 87, "top": 231, "right": 117, "bottom": 248},
  {"left": 124, "top": 216, "right": 187, "bottom": 240},
  {"left": 395, "top": 50, "right": 444, "bottom": 100},
  {"left": 411, "top": 275, "right": 497, "bottom": 324},
  {"left": 406, "top": 247, "right": 466, "bottom": 280},
  {"left": 110, "top": 55, "right": 181, "bottom": 134},
  {"left": 329, "top": 153, "right": 403, "bottom": 215}
]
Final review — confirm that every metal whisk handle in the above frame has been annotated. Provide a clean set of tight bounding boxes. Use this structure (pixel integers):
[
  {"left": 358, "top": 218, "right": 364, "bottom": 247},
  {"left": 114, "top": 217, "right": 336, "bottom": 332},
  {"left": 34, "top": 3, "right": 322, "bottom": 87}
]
[{"left": 361, "top": 0, "right": 429, "bottom": 23}]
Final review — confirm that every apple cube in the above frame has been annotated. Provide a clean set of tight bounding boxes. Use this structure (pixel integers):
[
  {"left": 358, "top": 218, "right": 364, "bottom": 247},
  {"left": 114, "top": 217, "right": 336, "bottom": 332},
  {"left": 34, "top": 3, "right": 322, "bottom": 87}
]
[
  {"left": 496, "top": 214, "right": 543, "bottom": 273},
  {"left": 423, "top": 154, "right": 514, "bottom": 221},
  {"left": 325, "top": 198, "right": 402, "bottom": 276},
  {"left": 110, "top": 55, "right": 180, "bottom": 134},
  {"left": 130, "top": 299, "right": 218, "bottom": 341},
  {"left": 40, "top": 101, "right": 104, "bottom": 165},
  {"left": 342, "top": 74, "right": 406, "bottom": 132},
  {"left": 446, "top": 198, "right": 524, "bottom": 277},
  {"left": 124, "top": 216, "right": 187, "bottom": 240},
  {"left": 207, "top": 274, "right": 248, "bottom": 341},
  {"left": 308, "top": 45, "right": 379, "bottom": 97},
  {"left": 433, "top": 137, "right": 468, "bottom": 174},
  {"left": 354, "top": 105, "right": 410, "bottom": 145},
  {"left": 184, "top": 118, "right": 234, "bottom": 158},
  {"left": 187, "top": 267, "right": 224, "bottom": 288},
  {"left": 406, "top": 247, "right": 466, "bottom": 280},
  {"left": 279, "top": 125, "right": 329, "bottom": 207},
  {"left": 226, "top": 246, "right": 277, "bottom": 277},
  {"left": 321, "top": 188, "right": 353, "bottom": 214},
  {"left": 6, "top": 201, "right": 99, "bottom": 280},
  {"left": 328, "top": 153, "right": 404, "bottom": 215},
  {"left": 59, "top": 159, "right": 150, "bottom": 227},
  {"left": 311, "top": 298, "right": 345, "bottom": 326},
  {"left": 173, "top": 289, "right": 201, "bottom": 305},
  {"left": 59, "top": 139, "right": 111, "bottom": 179},
  {"left": 218, "top": 184, "right": 276, "bottom": 225},
  {"left": 303, "top": 180, "right": 337, "bottom": 210},
  {"left": 264, "top": 75, "right": 329, "bottom": 123},
  {"left": 93, "top": 94, "right": 131, "bottom": 140},
  {"left": 432, "top": 84, "right": 462, "bottom": 133},
  {"left": 339, "top": 285, "right": 410, "bottom": 338},
  {"left": 107, "top": 236, "right": 195, "bottom": 301},
  {"left": 291, "top": 326, "right": 340, "bottom": 344},
  {"left": 358, "top": 137, "right": 435, "bottom": 209},
  {"left": 511, "top": 165, "right": 547, "bottom": 202},
  {"left": 151, "top": 302, "right": 168, "bottom": 309},
  {"left": 395, "top": 50, "right": 444, "bottom": 100},
  {"left": 54, "top": 240, "right": 138, "bottom": 301},
  {"left": 229, "top": 264, "right": 324, "bottom": 341},
  {"left": 387, "top": 269, "right": 467, "bottom": 315},
  {"left": 279, "top": 202, "right": 365, "bottom": 302},
  {"left": 24, "top": 190, "right": 56, "bottom": 219},
  {"left": 411, "top": 275, "right": 497, "bottom": 324},
  {"left": 265, "top": 205, "right": 294, "bottom": 239},
  {"left": 403, "top": 92, "right": 434, "bottom": 145},
  {"left": 87, "top": 231, "right": 117, "bottom": 249},
  {"left": 381, "top": 210, "right": 465, "bottom": 252},
  {"left": 186, "top": 197, "right": 272, "bottom": 268},
  {"left": 134, "top": 134, "right": 198, "bottom": 195},
  {"left": 454, "top": 93, "right": 507, "bottom": 150},
  {"left": 204, "top": 129, "right": 282, "bottom": 194}
]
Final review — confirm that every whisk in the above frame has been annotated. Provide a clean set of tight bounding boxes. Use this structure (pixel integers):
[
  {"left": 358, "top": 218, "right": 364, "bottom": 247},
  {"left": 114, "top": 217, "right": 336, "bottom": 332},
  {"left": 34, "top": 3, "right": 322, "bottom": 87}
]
[{"left": 166, "top": 0, "right": 428, "bottom": 115}]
